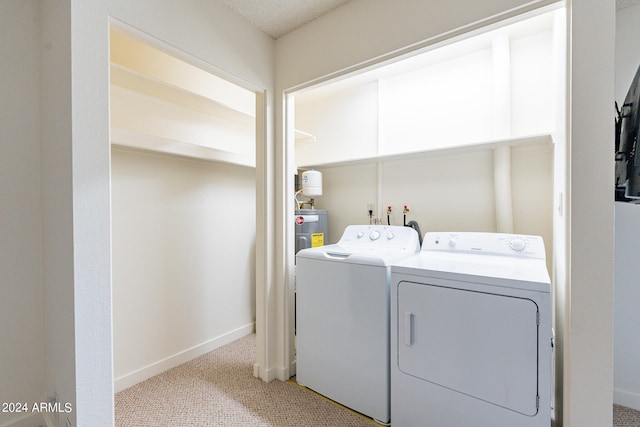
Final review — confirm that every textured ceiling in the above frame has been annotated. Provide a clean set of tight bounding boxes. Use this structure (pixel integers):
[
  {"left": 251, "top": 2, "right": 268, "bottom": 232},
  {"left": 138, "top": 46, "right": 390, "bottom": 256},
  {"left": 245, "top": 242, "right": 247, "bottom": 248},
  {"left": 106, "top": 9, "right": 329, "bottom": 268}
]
[
  {"left": 222, "top": 0, "right": 637, "bottom": 39},
  {"left": 219, "top": 0, "right": 353, "bottom": 39}
]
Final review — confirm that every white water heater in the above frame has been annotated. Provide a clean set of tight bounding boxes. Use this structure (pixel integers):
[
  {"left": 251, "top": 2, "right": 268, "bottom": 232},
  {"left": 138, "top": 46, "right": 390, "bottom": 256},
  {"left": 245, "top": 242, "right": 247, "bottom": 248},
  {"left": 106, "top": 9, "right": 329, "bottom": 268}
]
[{"left": 301, "top": 169, "right": 322, "bottom": 197}]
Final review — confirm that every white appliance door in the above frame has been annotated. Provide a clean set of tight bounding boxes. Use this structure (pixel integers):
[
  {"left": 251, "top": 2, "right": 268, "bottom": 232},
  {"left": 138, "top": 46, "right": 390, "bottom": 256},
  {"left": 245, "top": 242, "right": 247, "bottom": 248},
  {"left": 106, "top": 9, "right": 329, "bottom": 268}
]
[{"left": 397, "top": 280, "right": 540, "bottom": 416}]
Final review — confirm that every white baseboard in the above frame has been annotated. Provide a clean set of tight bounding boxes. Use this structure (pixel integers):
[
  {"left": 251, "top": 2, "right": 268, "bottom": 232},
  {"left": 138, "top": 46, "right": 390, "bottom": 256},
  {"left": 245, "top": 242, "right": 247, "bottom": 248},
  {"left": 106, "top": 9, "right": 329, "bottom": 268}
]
[
  {"left": 614, "top": 387, "right": 640, "bottom": 411},
  {"left": 114, "top": 323, "right": 254, "bottom": 393},
  {"left": 276, "top": 365, "right": 290, "bottom": 381},
  {"left": 253, "top": 363, "right": 277, "bottom": 382},
  {"left": 0, "top": 412, "right": 45, "bottom": 427},
  {"left": 253, "top": 362, "right": 292, "bottom": 382}
]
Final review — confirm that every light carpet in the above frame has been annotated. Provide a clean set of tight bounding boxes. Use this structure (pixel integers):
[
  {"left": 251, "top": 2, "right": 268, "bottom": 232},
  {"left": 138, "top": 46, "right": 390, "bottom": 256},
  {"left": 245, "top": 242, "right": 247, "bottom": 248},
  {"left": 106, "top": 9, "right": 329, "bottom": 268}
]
[
  {"left": 115, "top": 334, "right": 374, "bottom": 426},
  {"left": 116, "top": 333, "right": 640, "bottom": 426},
  {"left": 614, "top": 404, "right": 640, "bottom": 427}
]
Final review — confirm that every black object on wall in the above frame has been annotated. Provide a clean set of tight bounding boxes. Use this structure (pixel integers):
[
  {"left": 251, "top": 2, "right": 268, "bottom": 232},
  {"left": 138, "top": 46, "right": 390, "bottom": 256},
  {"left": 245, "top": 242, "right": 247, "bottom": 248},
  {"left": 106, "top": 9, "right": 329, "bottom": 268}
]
[{"left": 616, "top": 63, "right": 640, "bottom": 201}]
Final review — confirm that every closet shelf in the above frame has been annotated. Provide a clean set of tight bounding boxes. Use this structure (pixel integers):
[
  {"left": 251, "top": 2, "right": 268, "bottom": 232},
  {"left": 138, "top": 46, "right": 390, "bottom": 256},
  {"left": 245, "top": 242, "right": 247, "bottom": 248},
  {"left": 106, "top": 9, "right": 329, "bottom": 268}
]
[
  {"left": 296, "top": 134, "right": 552, "bottom": 168},
  {"left": 295, "top": 129, "right": 317, "bottom": 143},
  {"left": 111, "top": 128, "right": 255, "bottom": 168},
  {"left": 111, "top": 66, "right": 255, "bottom": 128}
]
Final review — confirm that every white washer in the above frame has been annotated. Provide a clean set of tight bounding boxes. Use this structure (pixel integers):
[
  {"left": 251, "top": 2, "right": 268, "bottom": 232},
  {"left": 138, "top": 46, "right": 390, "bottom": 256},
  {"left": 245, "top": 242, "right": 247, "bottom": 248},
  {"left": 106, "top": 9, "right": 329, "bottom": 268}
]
[
  {"left": 390, "top": 232, "right": 552, "bottom": 427},
  {"left": 296, "top": 224, "right": 420, "bottom": 424}
]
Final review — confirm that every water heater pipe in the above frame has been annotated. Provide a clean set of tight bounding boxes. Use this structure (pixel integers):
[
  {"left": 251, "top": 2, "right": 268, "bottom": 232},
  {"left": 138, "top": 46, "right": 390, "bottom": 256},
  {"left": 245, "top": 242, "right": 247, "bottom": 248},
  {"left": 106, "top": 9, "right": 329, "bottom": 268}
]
[{"left": 494, "top": 145, "right": 514, "bottom": 233}]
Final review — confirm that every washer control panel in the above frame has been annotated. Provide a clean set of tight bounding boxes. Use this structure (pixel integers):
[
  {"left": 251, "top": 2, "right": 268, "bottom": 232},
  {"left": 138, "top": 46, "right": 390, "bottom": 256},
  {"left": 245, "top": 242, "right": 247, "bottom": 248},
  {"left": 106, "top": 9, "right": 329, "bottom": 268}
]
[
  {"left": 339, "top": 225, "right": 420, "bottom": 251},
  {"left": 422, "top": 232, "right": 546, "bottom": 259}
]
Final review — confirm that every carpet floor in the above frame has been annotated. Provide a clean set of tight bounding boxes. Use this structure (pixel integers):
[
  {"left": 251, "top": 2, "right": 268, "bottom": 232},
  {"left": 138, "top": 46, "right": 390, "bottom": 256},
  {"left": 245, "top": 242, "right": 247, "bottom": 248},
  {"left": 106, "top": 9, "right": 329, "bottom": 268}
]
[
  {"left": 116, "top": 333, "right": 640, "bottom": 426},
  {"left": 614, "top": 404, "right": 640, "bottom": 427},
  {"left": 115, "top": 334, "right": 374, "bottom": 426}
]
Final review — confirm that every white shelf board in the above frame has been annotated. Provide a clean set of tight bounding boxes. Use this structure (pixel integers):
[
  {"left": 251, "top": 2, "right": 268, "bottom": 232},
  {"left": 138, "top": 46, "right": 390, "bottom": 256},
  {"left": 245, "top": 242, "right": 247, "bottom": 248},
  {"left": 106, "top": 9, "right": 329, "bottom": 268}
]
[
  {"left": 111, "top": 65, "right": 255, "bottom": 129},
  {"left": 295, "top": 129, "right": 316, "bottom": 143},
  {"left": 110, "top": 127, "right": 255, "bottom": 168},
  {"left": 296, "top": 134, "right": 552, "bottom": 169}
]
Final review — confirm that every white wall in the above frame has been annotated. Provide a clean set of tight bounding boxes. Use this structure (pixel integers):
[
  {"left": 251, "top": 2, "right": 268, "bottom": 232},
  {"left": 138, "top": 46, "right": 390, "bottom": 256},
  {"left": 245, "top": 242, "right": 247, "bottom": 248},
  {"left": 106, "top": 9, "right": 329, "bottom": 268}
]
[
  {"left": 565, "top": 1, "right": 614, "bottom": 425},
  {"left": 295, "top": 82, "right": 379, "bottom": 165},
  {"left": 40, "top": 1, "right": 78, "bottom": 427},
  {"left": 378, "top": 49, "right": 494, "bottom": 152},
  {"left": 614, "top": 2, "right": 640, "bottom": 411},
  {"left": 0, "top": 2, "right": 44, "bottom": 426},
  {"left": 311, "top": 141, "right": 553, "bottom": 266},
  {"left": 276, "top": 0, "right": 561, "bottom": 88},
  {"left": 277, "top": 1, "right": 614, "bottom": 426},
  {"left": 0, "top": 0, "right": 274, "bottom": 426},
  {"left": 111, "top": 148, "right": 256, "bottom": 392},
  {"left": 73, "top": 0, "right": 273, "bottom": 422}
]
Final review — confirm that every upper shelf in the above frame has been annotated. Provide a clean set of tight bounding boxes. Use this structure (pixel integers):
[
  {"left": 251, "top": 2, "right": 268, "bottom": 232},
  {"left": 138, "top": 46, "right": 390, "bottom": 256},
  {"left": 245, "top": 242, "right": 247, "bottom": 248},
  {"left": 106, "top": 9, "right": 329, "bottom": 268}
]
[
  {"left": 110, "top": 65, "right": 255, "bottom": 129},
  {"left": 110, "top": 29, "right": 255, "bottom": 117},
  {"left": 109, "top": 28, "right": 256, "bottom": 167},
  {"left": 295, "top": 134, "right": 553, "bottom": 169},
  {"left": 295, "top": 129, "right": 317, "bottom": 144},
  {"left": 111, "top": 128, "right": 255, "bottom": 168}
]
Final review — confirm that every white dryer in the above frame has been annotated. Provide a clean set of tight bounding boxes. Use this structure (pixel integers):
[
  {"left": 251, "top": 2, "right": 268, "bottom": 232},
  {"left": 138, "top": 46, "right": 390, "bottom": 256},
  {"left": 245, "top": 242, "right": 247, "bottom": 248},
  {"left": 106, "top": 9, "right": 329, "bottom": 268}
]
[
  {"left": 296, "top": 224, "right": 420, "bottom": 424},
  {"left": 390, "top": 232, "right": 552, "bottom": 427}
]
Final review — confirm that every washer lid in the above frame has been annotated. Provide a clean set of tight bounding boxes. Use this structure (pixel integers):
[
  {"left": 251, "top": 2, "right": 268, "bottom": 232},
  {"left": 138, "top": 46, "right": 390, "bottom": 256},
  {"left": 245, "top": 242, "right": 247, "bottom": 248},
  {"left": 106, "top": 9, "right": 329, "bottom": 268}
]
[
  {"left": 296, "top": 224, "right": 421, "bottom": 266},
  {"left": 296, "top": 243, "right": 420, "bottom": 266}
]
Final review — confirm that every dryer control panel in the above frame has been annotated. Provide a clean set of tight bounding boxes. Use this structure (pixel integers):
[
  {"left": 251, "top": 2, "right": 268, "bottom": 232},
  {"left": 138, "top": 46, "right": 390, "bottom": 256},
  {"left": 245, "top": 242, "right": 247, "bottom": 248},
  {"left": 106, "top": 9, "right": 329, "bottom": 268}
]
[{"left": 422, "top": 232, "right": 546, "bottom": 259}]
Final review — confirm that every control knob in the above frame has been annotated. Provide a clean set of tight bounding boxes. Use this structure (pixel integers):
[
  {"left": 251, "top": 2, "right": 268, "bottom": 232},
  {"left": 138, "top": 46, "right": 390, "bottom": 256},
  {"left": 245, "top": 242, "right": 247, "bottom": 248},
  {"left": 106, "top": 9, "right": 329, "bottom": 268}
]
[
  {"left": 369, "top": 231, "right": 381, "bottom": 240},
  {"left": 509, "top": 238, "right": 526, "bottom": 251}
]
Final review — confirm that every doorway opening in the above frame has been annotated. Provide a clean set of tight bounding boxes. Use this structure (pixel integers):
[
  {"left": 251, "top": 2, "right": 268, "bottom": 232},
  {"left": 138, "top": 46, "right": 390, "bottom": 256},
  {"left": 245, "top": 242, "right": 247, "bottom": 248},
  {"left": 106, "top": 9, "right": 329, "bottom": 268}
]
[
  {"left": 283, "top": 6, "right": 567, "bottom": 419},
  {"left": 109, "top": 24, "right": 261, "bottom": 393}
]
